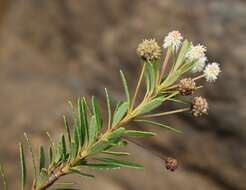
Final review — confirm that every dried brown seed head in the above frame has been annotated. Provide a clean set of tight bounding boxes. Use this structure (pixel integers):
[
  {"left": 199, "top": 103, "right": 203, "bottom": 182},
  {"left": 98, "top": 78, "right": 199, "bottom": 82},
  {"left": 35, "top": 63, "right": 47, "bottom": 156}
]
[
  {"left": 165, "top": 157, "right": 178, "bottom": 172},
  {"left": 137, "top": 39, "right": 161, "bottom": 61},
  {"left": 178, "top": 78, "right": 196, "bottom": 96},
  {"left": 192, "top": 96, "right": 208, "bottom": 116}
]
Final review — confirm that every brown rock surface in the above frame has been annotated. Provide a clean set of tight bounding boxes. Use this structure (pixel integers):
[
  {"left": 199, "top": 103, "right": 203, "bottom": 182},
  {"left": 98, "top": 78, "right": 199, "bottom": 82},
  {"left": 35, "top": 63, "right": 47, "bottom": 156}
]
[{"left": 0, "top": 0, "right": 245, "bottom": 189}]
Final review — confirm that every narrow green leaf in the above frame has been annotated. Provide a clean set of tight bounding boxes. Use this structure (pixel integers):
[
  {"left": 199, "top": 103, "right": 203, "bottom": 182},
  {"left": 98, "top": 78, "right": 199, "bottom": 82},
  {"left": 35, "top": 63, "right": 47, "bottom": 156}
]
[
  {"left": 104, "top": 88, "right": 112, "bottom": 128},
  {"left": 0, "top": 163, "right": 7, "bottom": 190},
  {"left": 70, "top": 129, "right": 79, "bottom": 160},
  {"left": 48, "top": 146, "right": 53, "bottom": 165},
  {"left": 125, "top": 130, "right": 156, "bottom": 137},
  {"left": 174, "top": 39, "right": 190, "bottom": 70},
  {"left": 168, "top": 98, "right": 190, "bottom": 105},
  {"left": 61, "top": 135, "right": 67, "bottom": 161},
  {"left": 24, "top": 133, "right": 37, "bottom": 182},
  {"left": 120, "top": 70, "right": 131, "bottom": 108},
  {"left": 68, "top": 102, "right": 81, "bottom": 148},
  {"left": 75, "top": 125, "right": 81, "bottom": 149},
  {"left": 46, "top": 132, "right": 55, "bottom": 165},
  {"left": 78, "top": 98, "right": 89, "bottom": 146},
  {"left": 96, "top": 158, "right": 144, "bottom": 169},
  {"left": 144, "top": 66, "right": 151, "bottom": 93},
  {"left": 70, "top": 141, "right": 78, "bottom": 160},
  {"left": 39, "top": 146, "right": 45, "bottom": 172},
  {"left": 53, "top": 135, "right": 67, "bottom": 164},
  {"left": 88, "top": 116, "right": 97, "bottom": 144},
  {"left": 69, "top": 101, "right": 79, "bottom": 132},
  {"left": 107, "top": 127, "right": 126, "bottom": 144},
  {"left": 135, "top": 96, "right": 164, "bottom": 115},
  {"left": 70, "top": 168, "right": 95, "bottom": 178},
  {"left": 19, "top": 143, "right": 26, "bottom": 190},
  {"left": 74, "top": 128, "right": 79, "bottom": 149},
  {"left": 54, "top": 147, "right": 61, "bottom": 164},
  {"left": 180, "top": 60, "right": 196, "bottom": 74},
  {"left": 46, "top": 132, "right": 55, "bottom": 150},
  {"left": 150, "top": 63, "right": 155, "bottom": 91},
  {"left": 161, "top": 70, "right": 182, "bottom": 89},
  {"left": 88, "top": 128, "right": 125, "bottom": 155},
  {"left": 88, "top": 140, "right": 109, "bottom": 156},
  {"left": 148, "top": 62, "right": 157, "bottom": 92},
  {"left": 135, "top": 119, "right": 182, "bottom": 134},
  {"left": 114, "top": 101, "right": 123, "bottom": 113},
  {"left": 112, "top": 102, "right": 128, "bottom": 127},
  {"left": 91, "top": 96, "right": 102, "bottom": 135},
  {"left": 63, "top": 115, "right": 71, "bottom": 146},
  {"left": 102, "top": 151, "right": 130, "bottom": 156}
]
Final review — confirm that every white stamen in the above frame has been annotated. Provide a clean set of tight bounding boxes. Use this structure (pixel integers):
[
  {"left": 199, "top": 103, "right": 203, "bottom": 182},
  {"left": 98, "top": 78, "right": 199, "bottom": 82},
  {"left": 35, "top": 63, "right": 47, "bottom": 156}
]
[
  {"left": 163, "top": 30, "right": 183, "bottom": 52},
  {"left": 192, "top": 56, "right": 207, "bottom": 73},
  {"left": 204, "top": 62, "right": 221, "bottom": 82},
  {"left": 186, "top": 44, "right": 207, "bottom": 61}
]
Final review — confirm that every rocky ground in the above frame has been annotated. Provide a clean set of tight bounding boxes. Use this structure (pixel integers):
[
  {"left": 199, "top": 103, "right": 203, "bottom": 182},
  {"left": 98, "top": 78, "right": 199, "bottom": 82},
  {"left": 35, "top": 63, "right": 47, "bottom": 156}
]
[{"left": 0, "top": 0, "right": 245, "bottom": 189}]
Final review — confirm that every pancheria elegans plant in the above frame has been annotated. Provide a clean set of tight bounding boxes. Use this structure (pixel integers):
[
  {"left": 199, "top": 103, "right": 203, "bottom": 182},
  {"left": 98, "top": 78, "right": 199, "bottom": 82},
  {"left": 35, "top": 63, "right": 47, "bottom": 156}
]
[{"left": 0, "top": 31, "right": 221, "bottom": 190}]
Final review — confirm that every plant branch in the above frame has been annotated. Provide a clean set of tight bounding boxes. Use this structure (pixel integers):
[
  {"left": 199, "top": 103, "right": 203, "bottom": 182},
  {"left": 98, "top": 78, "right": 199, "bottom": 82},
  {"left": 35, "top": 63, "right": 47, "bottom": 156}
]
[
  {"left": 5, "top": 33, "right": 217, "bottom": 190},
  {"left": 34, "top": 90, "right": 181, "bottom": 190},
  {"left": 193, "top": 74, "right": 205, "bottom": 81}
]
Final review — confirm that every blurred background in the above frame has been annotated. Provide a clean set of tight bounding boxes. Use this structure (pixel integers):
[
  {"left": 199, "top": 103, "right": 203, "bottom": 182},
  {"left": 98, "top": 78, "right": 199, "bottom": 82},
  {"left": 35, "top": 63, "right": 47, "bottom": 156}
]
[{"left": 0, "top": 0, "right": 245, "bottom": 189}]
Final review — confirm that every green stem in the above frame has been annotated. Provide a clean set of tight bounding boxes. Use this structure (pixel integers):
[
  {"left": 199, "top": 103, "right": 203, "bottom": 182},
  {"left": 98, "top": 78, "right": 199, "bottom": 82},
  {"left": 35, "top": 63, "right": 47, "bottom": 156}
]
[
  {"left": 130, "top": 62, "right": 146, "bottom": 111},
  {"left": 159, "top": 48, "right": 171, "bottom": 84},
  {"left": 193, "top": 74, "right": 205, "bottom": 81}
]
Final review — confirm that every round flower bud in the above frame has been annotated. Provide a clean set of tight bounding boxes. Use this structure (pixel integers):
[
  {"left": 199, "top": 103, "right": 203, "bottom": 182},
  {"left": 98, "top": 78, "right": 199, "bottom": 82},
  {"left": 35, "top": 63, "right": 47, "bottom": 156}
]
[
  {"left": 186, "top": 44, "right": 207, "bottom": 61},
  {"left": 191, "top": 96, "right": 208, "bottom": 117},
  {"left": 178, "top": 78, "right": 196, "bottom": 96},
  {"left": 163, "top": 30, "right": 183, "bottom": 52},
  {"left": 165, "top": 157, "right": 178, "bottom": 172},
  {"left": 136, "top": 39, "right": 161, "bottom": 61},
  {"left": 192, "top": 56, "right": 207, "bottom": 73},
  {"left": 204, "top": 62, "right": 221, "bottom": 82}
]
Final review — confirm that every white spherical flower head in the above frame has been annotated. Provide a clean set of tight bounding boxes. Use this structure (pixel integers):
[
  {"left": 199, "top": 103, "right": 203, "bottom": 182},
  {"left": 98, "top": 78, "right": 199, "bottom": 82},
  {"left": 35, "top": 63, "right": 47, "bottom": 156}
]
[
  {"left": 204, "top": 62, "right": 221, "bottom": 82},
  {"left": 186, "top": 44, "right": 207, "bottom": 61},
  {"left": 163, "top": 30, "right": 183, "bottom": 52},
  {"left": 192, "top": 56, "right": 207, "bottom": 73}
]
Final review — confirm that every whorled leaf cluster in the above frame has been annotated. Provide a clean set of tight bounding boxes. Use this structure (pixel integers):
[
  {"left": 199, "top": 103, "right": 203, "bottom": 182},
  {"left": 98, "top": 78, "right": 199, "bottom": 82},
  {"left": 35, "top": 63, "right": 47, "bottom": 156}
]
[{"left": 0, "top": 31, "right": 221, "bottom": 190}]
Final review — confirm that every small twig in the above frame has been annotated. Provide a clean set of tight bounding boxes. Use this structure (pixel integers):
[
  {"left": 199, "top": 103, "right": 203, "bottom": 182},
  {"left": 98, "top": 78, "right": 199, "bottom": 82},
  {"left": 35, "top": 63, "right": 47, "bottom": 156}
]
[
  {"left": 159, "top": 48, "right": 171, "bottom": 83},
  {"left": 193, "top": 74, "right": 205, "bottom": 81},
  {"left": 140, "top": 108, "right": 190, "bottom": 118},
  {"left": 130, "top": 62, "right": 146, "bottom": 111}
]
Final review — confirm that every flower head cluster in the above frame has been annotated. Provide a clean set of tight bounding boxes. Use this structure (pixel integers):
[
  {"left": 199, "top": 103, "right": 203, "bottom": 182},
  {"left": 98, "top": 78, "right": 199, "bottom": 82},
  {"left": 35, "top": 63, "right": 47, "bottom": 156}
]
[
  {"left": 186, "top": 44, "right": 207, "bottom": 73},
  {"left": 192, "top": 56, "right": 207, "bottom": 73},
  {"left": 163, "top": 30, "right": 183, "bottom": 52},
  {"left": 186, "top": 44, "right": 206, "bottom": 61},
  {"left": 192, "top": 96, "right": 208, "bottom": 117},
  {"left": 178, "top": 78, "right": 196, "bottom": 96},
  {"left": 204, "top": 62, "right": 221, "bottom": 82},
  {"left": 137, "top": 39, "right": 161, "bottom": 61},
  {"left": 135, "top": 30, "right": 221, "bottom": 120}
]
